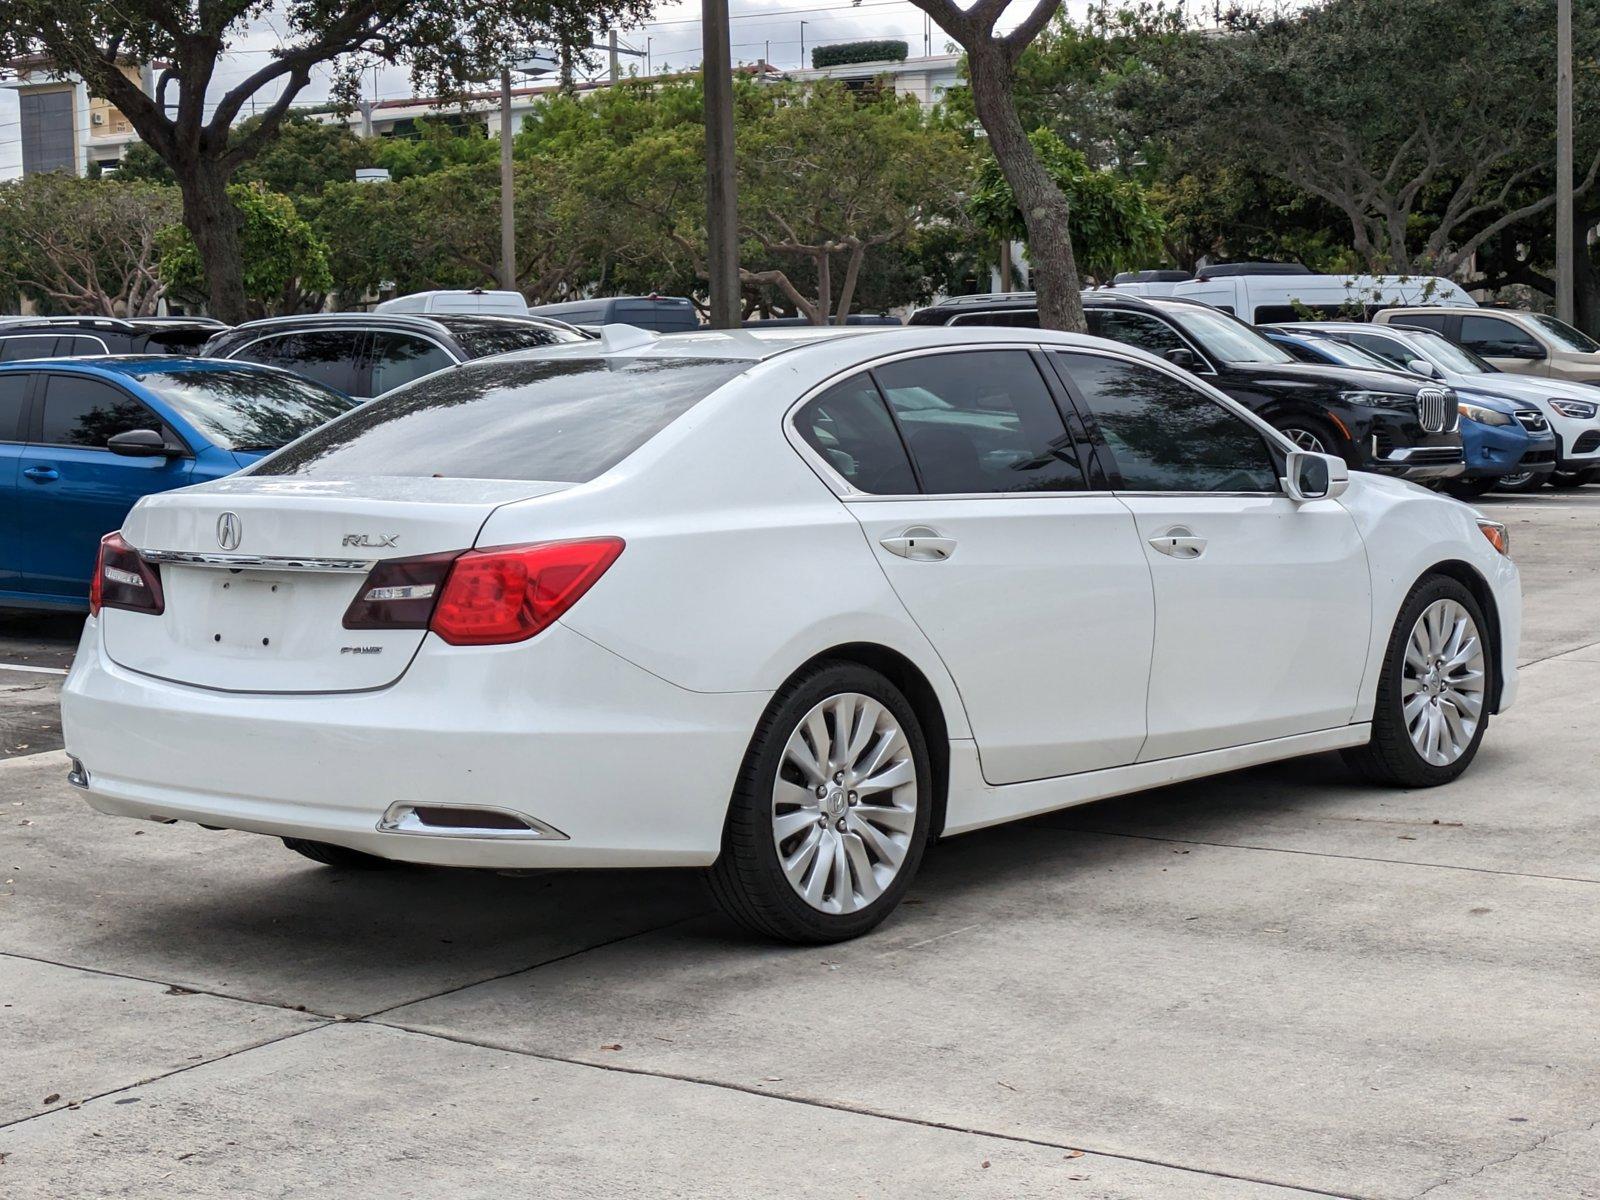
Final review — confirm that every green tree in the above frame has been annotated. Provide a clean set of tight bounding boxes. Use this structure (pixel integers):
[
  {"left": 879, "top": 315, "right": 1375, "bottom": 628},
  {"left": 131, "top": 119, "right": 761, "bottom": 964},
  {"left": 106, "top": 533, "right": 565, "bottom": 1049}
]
[
  {"left": 0, "top": 0, "right": 650, "bottom": 322},
  {"left": 159, "top": 184, "right": 331, "bottom": 316},
  {"left": 967, "top": 129, "right": 1162, "bottom": 283},
  {"left": 0, "top": 174, "right": 181, "bottom": 315}
]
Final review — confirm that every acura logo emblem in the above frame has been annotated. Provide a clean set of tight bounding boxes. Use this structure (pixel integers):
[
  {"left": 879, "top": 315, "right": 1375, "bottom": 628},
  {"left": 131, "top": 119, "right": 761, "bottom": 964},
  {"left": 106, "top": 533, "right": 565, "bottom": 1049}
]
[{"left": 216, "top": 512, "right": 242, "bottom": 551}]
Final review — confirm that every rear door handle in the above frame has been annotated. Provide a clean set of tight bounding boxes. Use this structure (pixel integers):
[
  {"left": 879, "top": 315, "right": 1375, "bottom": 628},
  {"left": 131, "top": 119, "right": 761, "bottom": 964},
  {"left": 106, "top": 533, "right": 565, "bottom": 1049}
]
[
  {"left": 22, "top": 466, "right": 59, "bottom": 483},
  {"left": 880, "top": 526, "right": 956, "bottom": 561},
  {"left": 1148, "top": 526, "right": 1207, "bottom": 559}
]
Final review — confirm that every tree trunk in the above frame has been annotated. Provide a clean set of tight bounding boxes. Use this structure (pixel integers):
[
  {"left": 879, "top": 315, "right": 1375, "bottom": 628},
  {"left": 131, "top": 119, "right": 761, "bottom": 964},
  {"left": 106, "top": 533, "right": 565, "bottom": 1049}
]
[
  {"left": 1574, "top": 238, "right": 1600, "bottom": 339},
  {"left": 179, "top": 163, "right": 248, "bottom": 324},
  {"left": 965, "top": 43, "right": 1084, "bottom": 331}
]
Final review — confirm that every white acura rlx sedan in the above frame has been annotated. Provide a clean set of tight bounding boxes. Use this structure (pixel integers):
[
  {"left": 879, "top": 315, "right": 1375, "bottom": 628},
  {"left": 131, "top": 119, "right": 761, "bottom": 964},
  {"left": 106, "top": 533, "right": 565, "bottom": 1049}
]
[{"left": 62, "top": 325, "right": 1520, "bottom": 942}]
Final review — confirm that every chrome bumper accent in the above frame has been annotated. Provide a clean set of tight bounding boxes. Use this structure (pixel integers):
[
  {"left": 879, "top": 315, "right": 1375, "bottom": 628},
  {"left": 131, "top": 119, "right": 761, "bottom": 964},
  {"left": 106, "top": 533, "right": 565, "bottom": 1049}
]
[
  {"left": 376, "top": 802, "right": 569, "bottom": 841},
  {"left": 139, "top": 550, "right": 376, "bottom": 573}
]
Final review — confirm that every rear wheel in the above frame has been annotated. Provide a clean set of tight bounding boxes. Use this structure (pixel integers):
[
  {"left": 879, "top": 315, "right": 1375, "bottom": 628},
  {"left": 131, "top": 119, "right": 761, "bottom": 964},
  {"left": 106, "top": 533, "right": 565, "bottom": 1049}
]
[
  {"left": 708, "top": 662, "right": 933, "bottom": 943},
  {"left": 1343, "top": 575, "right": 1491, "bottom": 788},
  {"left": 1549, "top": 467, "right": 1599, "bottom": 489},
  {"left": 282, "top": 837, "right": 394, "bottom": 869}
]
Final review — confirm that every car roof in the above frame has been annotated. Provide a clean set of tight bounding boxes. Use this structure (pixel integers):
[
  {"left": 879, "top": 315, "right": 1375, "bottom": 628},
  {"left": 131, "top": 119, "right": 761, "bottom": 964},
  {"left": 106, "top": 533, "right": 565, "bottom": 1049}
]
[
  {"left": 0, "top": 355, "right": 314, "bottom": 379},
  {"left": 213, "top": 312, "right": 462, "bottom": 337},
  {"left": 0, "top": 316, "right": 219, "bottom": 334}
]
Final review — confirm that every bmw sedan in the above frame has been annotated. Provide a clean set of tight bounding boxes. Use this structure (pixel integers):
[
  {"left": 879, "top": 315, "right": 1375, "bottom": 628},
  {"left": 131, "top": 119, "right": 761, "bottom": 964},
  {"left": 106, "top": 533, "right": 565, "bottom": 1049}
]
[
  {"left": 1, "top": 358, "right": 355, "bottom": 611},
  {"left": 61, "top": 327, "right": 1521, "bottom": 942}
]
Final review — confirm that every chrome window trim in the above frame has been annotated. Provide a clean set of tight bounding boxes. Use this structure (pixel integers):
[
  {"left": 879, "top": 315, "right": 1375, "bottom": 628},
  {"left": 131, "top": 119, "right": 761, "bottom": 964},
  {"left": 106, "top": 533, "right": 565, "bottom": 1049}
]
[
  {"left": 137, "top": 549, "right": 376, "bottom": 573},
  {"left": 781, "top": 341, "right": 1290, "bottom": 501}
]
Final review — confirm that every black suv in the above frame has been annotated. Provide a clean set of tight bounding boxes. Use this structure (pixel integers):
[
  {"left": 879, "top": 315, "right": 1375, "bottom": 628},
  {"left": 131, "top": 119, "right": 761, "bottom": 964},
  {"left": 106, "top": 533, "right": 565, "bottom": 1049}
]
[
  {"left": 0, "top": 316, "right": 226, "bottom": 362},
  {"left": 203, "top": 312, "right": 587, "bottom": 399},
  {"left": 908, "top": 293, "right": 1464, "bottom": 480}
]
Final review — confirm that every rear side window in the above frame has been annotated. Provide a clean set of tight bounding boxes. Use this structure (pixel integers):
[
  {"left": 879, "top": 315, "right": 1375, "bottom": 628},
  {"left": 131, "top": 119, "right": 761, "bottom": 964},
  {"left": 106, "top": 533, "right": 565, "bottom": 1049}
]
[
  {"left": 794, "top": 374, "right": 917, "bottom": 494},
  {"left": 0, "top": 374, "right": 28, "bottom": 441},
  {"left": 39, "top": 375, "right": 165, "bottom": 448},
  {"left": 255, "top": 356, "right": 747, "bottom": 482},
  {"left": 233, "top": 330, "right": 365, "bottom": 394},
  {"left": 1393, "top": 312, "right": 1447, "bottom": 333},
  {"left": 1054, "top": 352, "right": 1278, "bottom": 493},
  {"left": 874, "top": 351, "right": 1086, "bottom": 494},
  {"left": 0, "top": 336, "right": 61, "bottom": 362}
]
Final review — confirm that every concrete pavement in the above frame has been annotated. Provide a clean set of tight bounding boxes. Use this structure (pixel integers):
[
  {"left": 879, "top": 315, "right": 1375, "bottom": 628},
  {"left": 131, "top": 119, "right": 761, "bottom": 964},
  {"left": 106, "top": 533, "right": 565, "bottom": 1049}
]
[{"left": 1, "top": 492, "right": 1597, "bottom": 1199}]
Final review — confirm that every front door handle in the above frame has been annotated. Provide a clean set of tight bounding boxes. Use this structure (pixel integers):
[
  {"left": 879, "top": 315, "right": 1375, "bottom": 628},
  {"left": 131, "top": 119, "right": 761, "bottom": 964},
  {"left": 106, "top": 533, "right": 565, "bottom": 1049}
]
[
  {"left": 22, "top": 466, "right": 59, "bottom": 483},
  {"left": 880, "top": 526, "right": 956, "bottom": 561},
  {"left": 1148, "top": 526, "right": 1207, "bottom": 559}
]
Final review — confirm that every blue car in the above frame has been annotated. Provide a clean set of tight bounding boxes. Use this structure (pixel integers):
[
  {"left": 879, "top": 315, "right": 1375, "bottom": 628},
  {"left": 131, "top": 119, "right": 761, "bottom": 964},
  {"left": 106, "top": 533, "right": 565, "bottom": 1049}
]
[
  {"left": 0, "top": 357, "right": 355, "bottom": 611},
  {"left": 1261, "top": 329, "right": 1557, "bottom": 494}
]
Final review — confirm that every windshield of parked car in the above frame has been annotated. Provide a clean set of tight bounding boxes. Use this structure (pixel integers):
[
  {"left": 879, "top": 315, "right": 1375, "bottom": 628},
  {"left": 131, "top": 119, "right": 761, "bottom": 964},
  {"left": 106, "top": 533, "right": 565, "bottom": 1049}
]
[
  {"left": 1408, "top": 331, "right": 1497, "bottom": 376},
  {"left": 252, "top": 356, "right": 748, "bottom": 482},
  {"left": 1529, "top": 314, "right": 1600, "bottom": 354},
  {"left": 433, "top": 318, "right": 587, "bottom": 358},
  {"left": 1167, "top": 307, "right": 1296, "bottom": 365},
  {"left": 132, "top": 368, "right": 357, "bottom": 451}
]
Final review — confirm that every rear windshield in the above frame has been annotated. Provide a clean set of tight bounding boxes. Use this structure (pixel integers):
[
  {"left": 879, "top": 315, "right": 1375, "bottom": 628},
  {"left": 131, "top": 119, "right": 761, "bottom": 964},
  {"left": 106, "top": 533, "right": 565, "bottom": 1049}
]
[
  {"left": 252, "top": 356, "right": 747, "bottom": 482},
  {"left": 435, "top": 320, "right": 587, "bottom": 358},
  {"left": 132, "top": 368, "right": 356, "bottom": 451}
]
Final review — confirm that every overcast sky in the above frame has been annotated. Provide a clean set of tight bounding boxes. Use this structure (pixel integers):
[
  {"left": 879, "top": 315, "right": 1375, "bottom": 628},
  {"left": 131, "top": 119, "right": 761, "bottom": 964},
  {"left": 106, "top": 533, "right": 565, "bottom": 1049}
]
[{"left": 0, "top": 0, "right": 1124, "bottom": 172}]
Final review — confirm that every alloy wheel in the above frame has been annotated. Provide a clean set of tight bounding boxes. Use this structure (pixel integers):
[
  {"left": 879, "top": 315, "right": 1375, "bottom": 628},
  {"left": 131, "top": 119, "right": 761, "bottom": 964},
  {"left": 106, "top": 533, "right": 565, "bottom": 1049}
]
[
  {"left": 771, "top": 692, "right": 918, "bottom": 914},
  {"left": 1495, "top": 470, "right": 1535, "bottom": 490},
  {"left": 1281, "top": 427, "right": 1327, "bottom": 453},
  {"left": 1402, "top": 598, "right": 1487, "bottom": 767}
]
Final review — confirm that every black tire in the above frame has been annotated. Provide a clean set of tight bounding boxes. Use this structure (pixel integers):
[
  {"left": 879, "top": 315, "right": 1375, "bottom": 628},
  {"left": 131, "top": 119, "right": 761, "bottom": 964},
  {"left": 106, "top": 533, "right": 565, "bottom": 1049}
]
[
  {"left": 707, "top": 661, "right": 934, "bottom": 943},
  {"left": 1492, "top": 469, "right": 1547, "bottom": 494},
  {"left": 1549, "top": 467, "right": 1599, "bottom": 489},
  {"left": 1273, "top": 415, "right": 1345, "bottom": 462},
  {"left": 281, "top": 837, "right": 395, "bottom": 869},
  {"left": 1445, "top": 477, "right": 1499, "bottom": 500},
  {"left": 1343, "top": 574, "right": 1492, "bottom": 788}
]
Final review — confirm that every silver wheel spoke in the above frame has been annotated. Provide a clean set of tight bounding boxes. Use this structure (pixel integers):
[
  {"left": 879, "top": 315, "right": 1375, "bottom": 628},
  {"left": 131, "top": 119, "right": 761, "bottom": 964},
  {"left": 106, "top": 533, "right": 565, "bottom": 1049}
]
[
  {"left": 1400, "top": 599, "right": 1485, "bottom": 767},
  {"left": 772, "top": 691, "right": 918, "bottom": 916}
]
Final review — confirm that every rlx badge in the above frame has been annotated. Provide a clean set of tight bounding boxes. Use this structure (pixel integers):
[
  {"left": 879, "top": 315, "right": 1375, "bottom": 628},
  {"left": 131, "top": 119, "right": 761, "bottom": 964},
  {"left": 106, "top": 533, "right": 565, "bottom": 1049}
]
[{"left": 342, "top": 533, "right": 399, "bottom": 548}]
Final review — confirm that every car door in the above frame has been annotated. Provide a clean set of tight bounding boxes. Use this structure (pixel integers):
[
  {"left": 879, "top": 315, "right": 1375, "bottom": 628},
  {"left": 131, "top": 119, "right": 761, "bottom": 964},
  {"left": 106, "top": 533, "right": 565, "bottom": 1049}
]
[
  {"left": 1049, "top": 349, "right": 1371, "bottom": 761},
  {"left": 1456, "top": 315, "right": 1548, "bottom": 376},
  {"left": 229, "top": 330, "right": 370, "bottom": 397},
  {"left": 367, "top": 331, "right": 457, "bottom": 396},
  {"left": 798, "top": 349, "right": 1155, "bottom": 786},
  {"left": 0, "top": 372, "right": 32, "bottom": 595},
  {"left": 14, "top": 372, "right": 194, "bottom": 600}
]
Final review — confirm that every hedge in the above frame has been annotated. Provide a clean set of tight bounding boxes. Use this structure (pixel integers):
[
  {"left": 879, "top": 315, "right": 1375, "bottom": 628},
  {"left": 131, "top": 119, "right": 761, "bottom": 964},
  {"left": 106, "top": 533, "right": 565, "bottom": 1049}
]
[{"left": 811, "top": 40, "right": 909, "bottom": 69}]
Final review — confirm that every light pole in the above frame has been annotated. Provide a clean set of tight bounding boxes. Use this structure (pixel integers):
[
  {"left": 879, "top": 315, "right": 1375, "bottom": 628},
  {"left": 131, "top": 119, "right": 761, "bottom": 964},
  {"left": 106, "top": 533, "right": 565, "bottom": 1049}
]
[
  {"left": 500, "top": 65, "right": 514, "bottom": 292},
  {"left": 703, "top": 0, "right": 740, "bottom": 328},
  {"left": 800, "top": 20, "right": 808, "bottom": 66},
  {"left": 1557, "top": 0, "right": 1574, "bottom": 323}
]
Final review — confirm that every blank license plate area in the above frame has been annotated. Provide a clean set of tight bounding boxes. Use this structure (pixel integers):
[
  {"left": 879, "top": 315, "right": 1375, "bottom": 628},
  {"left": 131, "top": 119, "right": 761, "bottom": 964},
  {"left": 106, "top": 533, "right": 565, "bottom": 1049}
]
[{"left": 200, "top": 574, "right": 293, "bottom": 654}]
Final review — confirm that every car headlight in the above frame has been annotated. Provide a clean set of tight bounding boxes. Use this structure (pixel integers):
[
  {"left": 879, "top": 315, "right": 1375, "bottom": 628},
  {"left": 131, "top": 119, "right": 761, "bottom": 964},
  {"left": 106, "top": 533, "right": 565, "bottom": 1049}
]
[
  {"left": 1458, "top": 401, "right": 1514, "bottom": 427},
  {"left": 1338, "top": 390, "right": 1417, "bottom": 409},
  {"left": 1548, "top": 398, "right": 1599, "bottom": 419}
]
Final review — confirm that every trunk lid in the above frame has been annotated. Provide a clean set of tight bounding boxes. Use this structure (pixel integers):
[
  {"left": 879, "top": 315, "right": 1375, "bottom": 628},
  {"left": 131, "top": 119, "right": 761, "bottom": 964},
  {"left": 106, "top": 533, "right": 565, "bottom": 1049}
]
[{"left": 106, "top": 476, "right": 569, "bottom": 693}]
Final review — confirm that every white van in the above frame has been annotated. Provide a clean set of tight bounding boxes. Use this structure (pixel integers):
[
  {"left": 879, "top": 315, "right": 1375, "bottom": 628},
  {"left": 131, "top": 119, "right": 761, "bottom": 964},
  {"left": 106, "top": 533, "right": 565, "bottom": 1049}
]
[
  {"left": 1171, "top": 269, "right": 1476, "bottom": 324},
  {"left": 374, "top": 289, "right": 530, "bottom": 317}
]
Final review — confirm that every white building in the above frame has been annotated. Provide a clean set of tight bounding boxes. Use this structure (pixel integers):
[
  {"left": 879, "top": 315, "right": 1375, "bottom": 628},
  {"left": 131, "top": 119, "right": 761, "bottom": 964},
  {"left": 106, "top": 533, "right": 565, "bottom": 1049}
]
[
  {"left": 0, "top": 56, "right": 151, "bottom": 180},
  {"left": 785, "top": 52, "right": 963, "bottom": 109}
]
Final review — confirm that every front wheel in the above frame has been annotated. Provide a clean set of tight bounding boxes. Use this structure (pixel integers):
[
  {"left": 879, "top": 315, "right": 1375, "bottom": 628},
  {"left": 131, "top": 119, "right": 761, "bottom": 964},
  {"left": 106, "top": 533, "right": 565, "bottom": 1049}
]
[
  {"left": 708, "top": 662, "right": 933, "bottom": 943},
  {"left": 1274, "top": 416, "right": 1342, "bottom": 459},
  {"left": 1491, "top": 469, "right": 1544, "bottom": 494},
  {"left": 1343, "top": 575, "right": 1492, "bottom": 788}
]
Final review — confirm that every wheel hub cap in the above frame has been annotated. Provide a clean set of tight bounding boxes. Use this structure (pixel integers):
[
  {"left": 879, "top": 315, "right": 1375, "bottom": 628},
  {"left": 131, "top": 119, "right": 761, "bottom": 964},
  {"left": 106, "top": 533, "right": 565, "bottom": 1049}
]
[
  {"left": 1402, "top": 598, "right": 1487, "bottom": 767},
  {"left": 771, "top": 692, "right": 918, "bottom": 915}
]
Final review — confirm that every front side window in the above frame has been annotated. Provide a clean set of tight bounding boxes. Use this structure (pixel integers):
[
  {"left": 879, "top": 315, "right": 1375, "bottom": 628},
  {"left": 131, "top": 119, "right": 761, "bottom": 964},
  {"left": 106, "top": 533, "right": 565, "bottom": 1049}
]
[
  {"left": 234, "top": 330, "right": 365, "bottom": 393},
  {"left": 1459, "top": 316, "right": 1541, "bottom": 357},
  {"left": 255, "top": 356, "right": 747, "bottom": 483},
  {"left": 1053, "top": 352, "right": 1279, "bottom": 493},
  {"left": 1529, "top": 314, "right": 1600, "bottom": 354},
  {"left": 794, "top": 374, "right": 917, "bottom": 495},
  {"left": 368, "top": 333, "right": 455, "bottom": 395},
  {"left": 38, "top": 375, "right": 167, "bottom": 449},
  {"left": 874, "top": 351, "right": 1086, "bottom": 494},
  {"left": 1342, "top": 332, "right": 1418, "bottom": 371},
  {"left": 439, "top": 321, "right": 586, "bottom": 358},
  {"left": 130, "top": 368, "right": 355, "bottom": 451},
  {"left": 1089, "top": 310, "right": 1190, "bottom": 358}
]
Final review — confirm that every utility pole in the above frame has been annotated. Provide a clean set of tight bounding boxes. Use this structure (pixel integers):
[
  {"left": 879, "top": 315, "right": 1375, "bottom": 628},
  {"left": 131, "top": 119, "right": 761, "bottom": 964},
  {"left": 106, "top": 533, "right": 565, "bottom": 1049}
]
[
  {"left": 608, "top": 30, "right": 620, "bottom": 84},
  {"left": 703, "top": 0, "right": 740, "bottom": 328},
  {"left": 800, "top": 20, "right": 808, "bottom": 66},
  {"left": 500, "top": 66, "right": 515, "bottom": 292},
  {"left": 1557, "top": 0, "right": 1575, "bottom": 323}
]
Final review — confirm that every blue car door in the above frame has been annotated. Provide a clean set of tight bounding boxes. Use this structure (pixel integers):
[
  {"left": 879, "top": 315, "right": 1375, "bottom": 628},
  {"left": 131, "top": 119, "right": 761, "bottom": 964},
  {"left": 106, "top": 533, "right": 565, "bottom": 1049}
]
[
  {"left": 0, "top": 372, "right": 32, "bottom": 596},
  {"left": 15, "top": 372, "right": 194, "bottom": 603}
]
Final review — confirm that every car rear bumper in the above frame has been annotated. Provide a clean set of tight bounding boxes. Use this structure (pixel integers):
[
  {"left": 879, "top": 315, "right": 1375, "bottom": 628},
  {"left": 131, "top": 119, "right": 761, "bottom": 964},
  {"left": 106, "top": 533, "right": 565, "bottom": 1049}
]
[{"left": 61, "top": 618, "right": 769, "bottom": 868}]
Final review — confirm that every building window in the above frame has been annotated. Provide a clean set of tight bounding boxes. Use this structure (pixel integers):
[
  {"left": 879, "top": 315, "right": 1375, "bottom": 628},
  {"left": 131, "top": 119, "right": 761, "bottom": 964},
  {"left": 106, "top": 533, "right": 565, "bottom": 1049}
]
[{"left": 21, "top": 89, "right": 76, "bottom": 175}]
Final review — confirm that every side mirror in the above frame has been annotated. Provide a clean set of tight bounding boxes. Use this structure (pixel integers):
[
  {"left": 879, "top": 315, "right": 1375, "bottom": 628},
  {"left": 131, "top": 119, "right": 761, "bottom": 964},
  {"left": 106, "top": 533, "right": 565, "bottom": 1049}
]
[
  {"left": 1511, "top": 343, "right": 1548, "bottom": 361},
  {"left": 1164, "top": 347, "right": 1199, "bottom": 372},
  {"left": 1282, "top": 449, "right": 1349, "bottom": 503},
  {"left": 1406, "top": 358, "right": 1438, "bottom": 378},
  {"left": 107, "top": 429, "right": 180, "bottom": 458}
]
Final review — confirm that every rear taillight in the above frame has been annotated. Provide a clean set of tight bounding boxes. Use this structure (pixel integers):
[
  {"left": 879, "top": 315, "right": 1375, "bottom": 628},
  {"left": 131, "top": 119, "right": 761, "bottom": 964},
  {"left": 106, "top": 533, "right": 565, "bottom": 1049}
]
[
  {"left": 341, "top": 538, "right": 624, "bottom": 646},
  {"left": 90, "top": 532, "right": 165, "bottom": 617}
]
